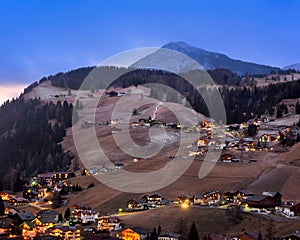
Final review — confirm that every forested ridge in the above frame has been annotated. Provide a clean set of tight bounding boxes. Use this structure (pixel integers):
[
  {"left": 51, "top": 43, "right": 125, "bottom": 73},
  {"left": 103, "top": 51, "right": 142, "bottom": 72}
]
[
  {"left": 0, "top": 98, "right": 78, "bottom": 190},
  {"left": 47, "top": 66, "right": 300, "bottom": 124}
]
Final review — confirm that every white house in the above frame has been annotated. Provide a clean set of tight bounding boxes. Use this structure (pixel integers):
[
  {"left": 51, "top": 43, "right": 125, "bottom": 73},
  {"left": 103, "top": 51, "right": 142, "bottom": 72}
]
[{"left": 80, "top": 210, "right": 99, "bottom": 223}]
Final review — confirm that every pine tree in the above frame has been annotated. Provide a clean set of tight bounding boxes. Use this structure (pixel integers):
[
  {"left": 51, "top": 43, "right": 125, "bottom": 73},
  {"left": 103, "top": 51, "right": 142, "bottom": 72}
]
[
  {"left": 58, "top": 213, "right": 63, "bottom": 223},
  {"left": 157, "top": 225, "right": 161, "bottom": 237},
  {"left": 64, "top": 207, "right": 71, "bottom": 220},
  {"left": 0, "top": 197, "right": 4, "bottom": 216},
  {"left": 150, "top": 227, "right": 157, "bottom": 240},
  {"left": 187, "top": 222, "right": 199, "bottom": 240}
]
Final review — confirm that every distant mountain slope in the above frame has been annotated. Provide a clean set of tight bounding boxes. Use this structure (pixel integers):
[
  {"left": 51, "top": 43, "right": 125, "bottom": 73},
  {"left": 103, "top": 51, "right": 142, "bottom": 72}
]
[
  {"left": 284, "top": 63, "right": 300, "bottom": 71},
  {"left": 133, "top": 41, "right": 280, "bottom": 75}
]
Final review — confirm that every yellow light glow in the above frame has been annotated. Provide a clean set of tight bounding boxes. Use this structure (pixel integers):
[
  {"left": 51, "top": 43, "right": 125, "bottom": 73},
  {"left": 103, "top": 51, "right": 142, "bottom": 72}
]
[{"left": 181, "top": 203, "right": 189, "bottom": 209}]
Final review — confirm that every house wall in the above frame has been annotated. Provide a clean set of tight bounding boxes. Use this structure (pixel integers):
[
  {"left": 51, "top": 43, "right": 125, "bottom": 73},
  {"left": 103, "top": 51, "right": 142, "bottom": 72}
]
[{"left": 247, "top": 197, "right": 277, "bottom": 208}]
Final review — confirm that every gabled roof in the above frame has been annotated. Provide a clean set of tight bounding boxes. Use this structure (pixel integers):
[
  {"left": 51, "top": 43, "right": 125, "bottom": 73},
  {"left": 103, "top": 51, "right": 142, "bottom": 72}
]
[
  {"left": 247, "top": 195, "right": 269, "bottom": 202},
  {"left": 17, "top": 212, "right": 35, "bottom": 221},
  {"left": 37, "top": 209, "right": 59, "bottom": 217},
  {"left": 148, "top": 193, "right": 162, "bottom": 198},
  {"left": 20, "top": 221, "right": 35, "bottom": 229},
  {"left": 99, "top": 216, "right": 120, "bottom": 223},
  {"left": 262, "top": 191, "right": 282, "bottom": 197}
]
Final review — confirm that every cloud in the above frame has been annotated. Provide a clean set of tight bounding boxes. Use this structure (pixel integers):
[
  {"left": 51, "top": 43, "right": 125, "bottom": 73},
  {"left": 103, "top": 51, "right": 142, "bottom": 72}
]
[{"left": 0, "top": 84, "right": 27, "bottom": 104}]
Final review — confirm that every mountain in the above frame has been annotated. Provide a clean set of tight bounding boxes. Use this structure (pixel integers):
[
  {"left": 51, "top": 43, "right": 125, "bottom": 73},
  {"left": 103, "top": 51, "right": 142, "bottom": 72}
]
[
  {"left": 283, "top": 63, "right": 300, "bottom": 71},
  {"left": 132, "top": 41, "right": 280, "bottom": 75}
]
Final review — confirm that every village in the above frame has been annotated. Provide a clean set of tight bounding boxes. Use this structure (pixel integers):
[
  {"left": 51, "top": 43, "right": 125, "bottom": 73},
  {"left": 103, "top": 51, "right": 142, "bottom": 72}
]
[
  {"left": 1, "top": 91, "right": 300, "bottom": 239},
  {"left": 0, "top": 157, "right": 300, "bottom": 239}
]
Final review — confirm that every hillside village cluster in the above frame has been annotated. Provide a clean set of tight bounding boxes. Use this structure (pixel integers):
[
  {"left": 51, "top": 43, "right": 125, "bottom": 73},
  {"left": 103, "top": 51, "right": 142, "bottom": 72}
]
[
  {"left": 0, "top": 113, "right": 300, "bottom": 239},
  {"left": 0, "top": 176, "right": 300, "bottom": 240}
]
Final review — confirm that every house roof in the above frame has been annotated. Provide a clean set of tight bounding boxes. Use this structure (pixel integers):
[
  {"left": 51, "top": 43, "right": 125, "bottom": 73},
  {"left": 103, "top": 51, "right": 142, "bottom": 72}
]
[
  {"left": 239, "top": 190, "right": 254, "bottom": 196},
  {"left": 48, "top": 225, "right": 78, "bottom": 232},
  {"left": 38, "top": 172, "right": 72, "bottom": 178},
  {"left": 17, "top": 212, "right": 35, "bottom": 221},
  {"left": 159, "top": 232, "right": 182, "bottom": 238},
  {"left": 262, "top": 191, "right": 282, "bottom": 197},
  {"left": 128, "top": 227, "right": 149, "bottom": 235},
  {"left": 247, "top": 195, "right": 269, "bottom": 202},
  {"left": 148, "top": 194, "right": 162, "bottom": 198},
  {"left": 37, "top": 209, "right": 59, "bottom": 217},
  {"left": 21, "top": 220, "right": 35, "bottom": 229},
  {"left": 99, "top": 216, "right": 120, "bottom": 223},
  {"left": 280, "top": 231, "right": 300, "bottom": 239},
  {"left": 35, "top": 215, "right": 57, "bottom": 224}
]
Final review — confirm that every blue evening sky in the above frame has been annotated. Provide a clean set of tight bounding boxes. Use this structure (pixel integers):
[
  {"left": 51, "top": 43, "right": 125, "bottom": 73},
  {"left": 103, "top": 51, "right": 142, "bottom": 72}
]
[{"left": 0, "top": 0, "right": 299, "bottom": 85}]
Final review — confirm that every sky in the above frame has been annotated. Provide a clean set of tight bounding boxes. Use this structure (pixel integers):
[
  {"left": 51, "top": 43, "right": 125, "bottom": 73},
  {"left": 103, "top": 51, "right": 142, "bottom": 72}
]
[{"left": 0, "top": 0, "right": 300, "bottom": 102}]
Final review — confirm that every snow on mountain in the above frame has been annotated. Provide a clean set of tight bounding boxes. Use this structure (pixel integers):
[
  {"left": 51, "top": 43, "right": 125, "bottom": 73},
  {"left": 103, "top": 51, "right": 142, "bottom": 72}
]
[
  {"left": 283, "top": 63, "right": 300, "bottom": 71},
  {"left": 132, "top": 41, "right": 280, "bottom": 75}
]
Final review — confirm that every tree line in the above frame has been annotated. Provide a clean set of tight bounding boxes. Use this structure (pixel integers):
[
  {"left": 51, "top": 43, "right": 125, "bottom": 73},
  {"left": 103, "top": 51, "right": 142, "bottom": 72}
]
[{"left": 0, "top": 98, "right": 78, "bottom": 190}]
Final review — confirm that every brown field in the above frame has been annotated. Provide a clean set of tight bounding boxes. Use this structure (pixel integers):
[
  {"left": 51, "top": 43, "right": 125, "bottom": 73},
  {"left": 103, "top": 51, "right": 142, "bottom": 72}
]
[{"left": 119, "top": 205, "right": 300, "bottom": 238}]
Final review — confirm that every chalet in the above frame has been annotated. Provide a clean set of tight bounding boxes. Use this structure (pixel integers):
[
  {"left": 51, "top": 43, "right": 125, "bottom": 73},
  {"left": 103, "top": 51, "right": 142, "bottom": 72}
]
[
  {"left": 37, "top": 172, "right": 75, "bottom": 186},
  {"left": 0, "top": 222, "right": 13, "bottom": 236},
  {"left": 224, "top": 190, "right": 254, "bottom": 203},
  {"left": 198, "top": 120, "right": 213, "bottom": 129},
  {"left": 143, "top": 194, "right": 163, "bottom": 204},
  {"left": 177, "top": 194, "right": 194, "bottom": 205},
  {"left": 72, "top": 204, "right": 91, "bottom": 219},
  {"left": 23, "top": 187, "right": 39, "bottom": 200},
  {"left": 37, "top": 210, "right": 59, "bottom": 223},
  {"left": 159, "top": 232, "right": 184, "bottom": 240},
  {"left": 48, "top": 226, "right": 81, "bottom": 240},
  {"left": 80, "top": 210, "right": 99, "bottom": 224},
  {"left": 33, "top": 216, "right": 57, "bottom": 234},
  {"left": 194, "top": 191, "right": 220, "bottom": 206},
  {"left": 20, "top": 221, "right": 36, "bottom": 239},
  {"left": 127, "top": 199, "right": 148, "bottom": 211},
  {"left": 37, "top": 173, "right": 54, "bottom": 186},
  {"left": 53, "top": 172, "right": 75, "bottom": 183},
  {"left": 14, "top": 211, "right": 35, "bottom": 225},
  {"left": 97, "top": 216, "right": 122, "bottom": 231},
  {"left": 219, "top": 154, "right": 234, "bottom": 162},
  {"left": 262, "top": 191, "right": 282, "bottom": 205},
  {"left": 122, "top": 227, "right": 149, "bottom": 240},
  {"left": 197, "top": 138, "right": 209, "bottom": 147},
  {"left": 258, "top": 133, "right": 279, "bottom": 143},
  {"left": 280, "top": 231, "right": 300, "bottom": 240},
  {"left": 247, "top": 194, "right": 280, "bottom": 209},
  {"left": 280, "top": 202, "right": 300, "bottom": 217}
]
